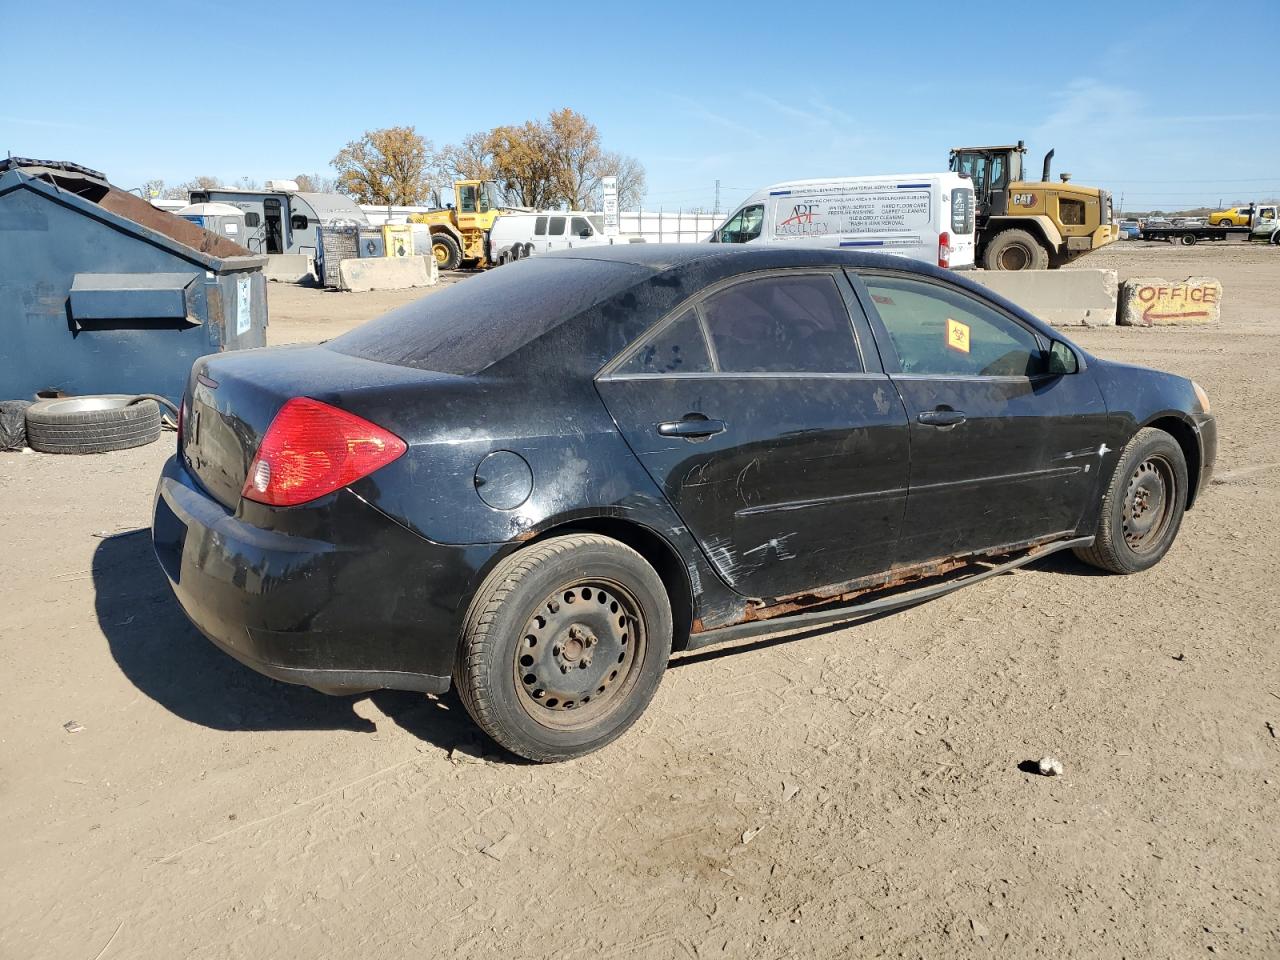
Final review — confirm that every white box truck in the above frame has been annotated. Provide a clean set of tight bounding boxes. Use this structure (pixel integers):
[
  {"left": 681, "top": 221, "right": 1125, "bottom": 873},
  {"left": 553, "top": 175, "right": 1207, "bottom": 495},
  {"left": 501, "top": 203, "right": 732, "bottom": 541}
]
[{"left": 709, "top": 173, "right": 976, "bottom": 270}]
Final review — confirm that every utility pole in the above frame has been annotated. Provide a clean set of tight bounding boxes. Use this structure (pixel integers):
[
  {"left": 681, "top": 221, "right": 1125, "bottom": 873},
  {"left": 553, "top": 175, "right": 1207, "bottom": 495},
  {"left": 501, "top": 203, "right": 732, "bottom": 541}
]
[{"left": 714, "top": 179, "right": 721, "bottom": 216}]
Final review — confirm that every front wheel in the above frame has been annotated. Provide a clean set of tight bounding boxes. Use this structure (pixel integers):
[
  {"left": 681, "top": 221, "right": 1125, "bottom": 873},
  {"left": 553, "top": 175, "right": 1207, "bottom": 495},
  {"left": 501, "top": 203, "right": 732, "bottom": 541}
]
[
  {"left": 455, "top": 534, "right": 673, "bottom": 762},
  {"left": 431, "top": 233, "right": 462, "bottom": 271},
  {"left": 983, "top": 229, "right": 1050, "bottom": 270},
  {"left": 1073, "top": 428, "right": 1188, "bottom": 574}
]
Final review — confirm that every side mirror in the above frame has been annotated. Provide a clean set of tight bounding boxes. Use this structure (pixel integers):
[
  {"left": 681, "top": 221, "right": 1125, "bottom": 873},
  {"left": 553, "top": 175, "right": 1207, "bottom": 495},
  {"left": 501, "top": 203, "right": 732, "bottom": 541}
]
[
  {"left": 579, "top": 229, "right": 591, "bottom": 238},
  {"left": 1047, "top": 339, "right": 1079, "bottom": 375}
]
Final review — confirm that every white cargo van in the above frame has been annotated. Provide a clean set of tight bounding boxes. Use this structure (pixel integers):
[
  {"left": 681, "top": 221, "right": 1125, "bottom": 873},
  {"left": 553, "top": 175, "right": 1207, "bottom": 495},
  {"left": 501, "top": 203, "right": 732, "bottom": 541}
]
[
  {"left": 489, "top": 212, "right": 636, "bottom": 263},
  {"left": 709, "top": 173, "right": 976, "bottom": 269}
]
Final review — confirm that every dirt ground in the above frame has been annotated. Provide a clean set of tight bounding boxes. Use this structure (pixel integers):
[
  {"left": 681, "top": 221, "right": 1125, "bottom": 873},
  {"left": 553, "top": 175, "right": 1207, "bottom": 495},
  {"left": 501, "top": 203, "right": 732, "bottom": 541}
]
[{"left": 1, "top": 242, "right": 1277, "bottom": 960}]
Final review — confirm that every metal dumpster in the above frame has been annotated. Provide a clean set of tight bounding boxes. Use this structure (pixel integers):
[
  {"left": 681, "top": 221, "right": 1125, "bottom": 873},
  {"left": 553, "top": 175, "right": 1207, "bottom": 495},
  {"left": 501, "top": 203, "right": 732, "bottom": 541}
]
[{"left": 0, "top": 158, "right": 267, "bottom": 404}]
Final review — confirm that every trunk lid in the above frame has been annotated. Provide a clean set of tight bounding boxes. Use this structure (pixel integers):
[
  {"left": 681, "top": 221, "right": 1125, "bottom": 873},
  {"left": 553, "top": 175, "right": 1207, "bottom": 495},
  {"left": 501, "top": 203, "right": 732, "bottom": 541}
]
[{"left": 181, "top": 345, "right": 454, "bottom": 509}]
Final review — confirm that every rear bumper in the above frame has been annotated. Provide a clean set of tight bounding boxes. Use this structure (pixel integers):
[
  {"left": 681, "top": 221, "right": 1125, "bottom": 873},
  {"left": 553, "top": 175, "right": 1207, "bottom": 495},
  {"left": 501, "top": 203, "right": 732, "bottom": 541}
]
[{"left": 152, "top": 455, "right": 499, "bottom": 694}]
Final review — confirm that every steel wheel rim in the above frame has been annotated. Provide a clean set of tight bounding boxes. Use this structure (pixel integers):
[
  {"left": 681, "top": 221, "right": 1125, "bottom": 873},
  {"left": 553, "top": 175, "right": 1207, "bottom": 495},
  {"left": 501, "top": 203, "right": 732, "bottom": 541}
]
[
  {"left": 513, "top": 577, "right": 647, "bottom": 731},
  {"left": 1122, "top": 454, "right": 1176, "bottom": 553},
  {"left": 999, "top": 244, "right": 1030, "bottom": 270},
  {"left": 433, "top": 242, "right": 449, "bottom": 265}
]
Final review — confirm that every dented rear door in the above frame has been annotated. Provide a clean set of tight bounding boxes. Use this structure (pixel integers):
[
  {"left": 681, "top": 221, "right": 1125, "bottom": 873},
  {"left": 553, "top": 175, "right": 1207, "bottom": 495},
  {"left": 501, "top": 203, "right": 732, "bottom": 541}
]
[{"left": 596, "top": 269, "right": 911, "bottom": 600}]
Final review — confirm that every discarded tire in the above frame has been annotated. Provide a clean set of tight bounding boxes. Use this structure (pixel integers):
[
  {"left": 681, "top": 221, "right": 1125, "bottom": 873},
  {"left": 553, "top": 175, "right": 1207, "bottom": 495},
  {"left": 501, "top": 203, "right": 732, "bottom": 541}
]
[
  {"left": 25, "top": 395, "right": 162, "bottom": 454},
  {"left": 0, "top": 400, "right": 33, "bottom": 451}
]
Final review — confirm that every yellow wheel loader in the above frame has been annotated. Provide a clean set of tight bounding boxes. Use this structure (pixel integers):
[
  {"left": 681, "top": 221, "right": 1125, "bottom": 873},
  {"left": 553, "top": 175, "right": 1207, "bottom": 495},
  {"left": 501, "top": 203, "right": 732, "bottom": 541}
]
[
  {"left": 411, "top": 180, "right": 506, "bottom": 270},
  {"left": 949, "top": 141, "right": 1118, "bottom": 270}
]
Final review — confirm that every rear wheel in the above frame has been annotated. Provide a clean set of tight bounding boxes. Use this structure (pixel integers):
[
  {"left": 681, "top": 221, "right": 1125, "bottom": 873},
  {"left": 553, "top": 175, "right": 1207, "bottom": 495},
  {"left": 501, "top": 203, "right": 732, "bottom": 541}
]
[
  {"left": 455, "top": 534, "right": 673, "bottom": 762},
  {"left": 431, "top": 233, "right": 462, "bottom": 271},
  {"left": 1073, "top": 428, "right": 1188, "bottom": 574},
  {"left": 1180, "top": 233, "right": 1197, "bottom": 246},
  {"left": 1271, "top": 230, "right": 1280, "bottom": 246},
  {"left": 983, "top": 229, "right": 1050, "bottom": 270}
]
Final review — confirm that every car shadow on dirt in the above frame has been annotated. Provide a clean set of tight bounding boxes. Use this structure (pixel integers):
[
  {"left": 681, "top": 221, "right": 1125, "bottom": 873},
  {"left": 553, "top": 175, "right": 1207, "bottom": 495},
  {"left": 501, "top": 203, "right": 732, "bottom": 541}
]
[{"left": 92, "top": 528, "right": 472, "bottom": 752}]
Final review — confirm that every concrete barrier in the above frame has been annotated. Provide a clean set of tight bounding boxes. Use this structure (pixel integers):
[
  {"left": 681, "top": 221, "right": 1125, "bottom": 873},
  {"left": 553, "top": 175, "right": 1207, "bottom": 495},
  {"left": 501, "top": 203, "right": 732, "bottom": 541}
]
[
  {"left": 337, "top": 255, "right": 438, "bottom": 293},
  {"left": 263, "top": 253, "right": 315, "bottom": 283},
  {"left": 1119, "top": 276, "right": 1221, "bottom": 326},
  {"left": 968, "top": 268, "right": 1117, "bottom": 327}
]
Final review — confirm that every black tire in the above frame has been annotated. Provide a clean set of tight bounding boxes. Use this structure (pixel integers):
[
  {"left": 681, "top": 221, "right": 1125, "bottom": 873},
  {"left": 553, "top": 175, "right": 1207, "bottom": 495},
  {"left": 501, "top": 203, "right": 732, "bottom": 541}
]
[
  {"left": 1073, "top": 428, "right": 1188, "bottom": 574},
  {"left": 455, "top": 534, "right": 673, "bottom": 762},
  {"left": 1179, "top": 233, "right": 1197, "bottom": 246},
  {"left": 25, "top": 395, "right": 161, "bottom": 454},
  {"left": 983, "top": 229, "right": 1050, "bottom": 271},
  {"left": 508, "top": 244, "right": 521, "bottom": 261},
  {"left": 521, "top": 243, "right": 535, "bottom": 259},
  {"left": 431, "top": 233, "right": 463, "bottom": 271},
  {"left": 1270, "top": 231, "right": 1280, "bottom": 246}
]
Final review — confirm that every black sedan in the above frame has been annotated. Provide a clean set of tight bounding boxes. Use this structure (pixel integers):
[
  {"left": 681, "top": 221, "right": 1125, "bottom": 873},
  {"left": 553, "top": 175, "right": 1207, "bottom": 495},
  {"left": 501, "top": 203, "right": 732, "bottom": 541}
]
[{"left": 153, "top": 246, "right": 1216, "bottom": 761}]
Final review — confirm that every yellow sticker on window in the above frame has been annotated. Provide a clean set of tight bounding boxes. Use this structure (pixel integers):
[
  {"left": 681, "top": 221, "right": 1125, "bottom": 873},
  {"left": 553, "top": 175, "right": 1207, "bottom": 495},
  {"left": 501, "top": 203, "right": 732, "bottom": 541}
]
[{"left": 946, "top": 317, "right": 970, "bottom": 353}]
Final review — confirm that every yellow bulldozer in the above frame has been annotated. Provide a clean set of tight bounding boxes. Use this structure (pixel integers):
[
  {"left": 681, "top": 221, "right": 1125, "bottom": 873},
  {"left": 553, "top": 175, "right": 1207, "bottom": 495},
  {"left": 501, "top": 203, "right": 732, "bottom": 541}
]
[
  {"left": 948, "top": 141, "right": 1118, "bottom": 270},
  {"left": 410, "top": 180, "right": 507, "bottom": 270}
]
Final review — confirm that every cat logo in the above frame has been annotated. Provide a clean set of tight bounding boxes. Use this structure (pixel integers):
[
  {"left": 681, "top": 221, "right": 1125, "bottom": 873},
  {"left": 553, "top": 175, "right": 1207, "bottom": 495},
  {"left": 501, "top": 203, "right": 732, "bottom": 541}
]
[{"left": 1011, "top": 193, "right": 1037, "bottom": 207}]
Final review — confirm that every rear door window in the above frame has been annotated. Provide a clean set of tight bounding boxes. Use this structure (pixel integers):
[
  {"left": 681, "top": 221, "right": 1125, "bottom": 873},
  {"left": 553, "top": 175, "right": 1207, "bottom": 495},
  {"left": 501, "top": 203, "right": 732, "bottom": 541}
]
[
  {"left": 951, "top": 188, "right": 974, "bottom": 234},
  {"left": 861, "top": 274, "right": 1047, "bottom": 377},
  {"left": 700, "top": 274, "right": 861, "bottom": 373},
  {"left": 618, "top": 309, "right": 711, "bottom": 375}
]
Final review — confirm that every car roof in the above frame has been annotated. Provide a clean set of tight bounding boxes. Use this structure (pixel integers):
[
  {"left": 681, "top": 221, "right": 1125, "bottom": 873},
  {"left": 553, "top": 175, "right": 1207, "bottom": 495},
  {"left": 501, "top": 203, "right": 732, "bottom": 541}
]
[{"left": 545, "top": 242, "right": 944, "bottom": 274}]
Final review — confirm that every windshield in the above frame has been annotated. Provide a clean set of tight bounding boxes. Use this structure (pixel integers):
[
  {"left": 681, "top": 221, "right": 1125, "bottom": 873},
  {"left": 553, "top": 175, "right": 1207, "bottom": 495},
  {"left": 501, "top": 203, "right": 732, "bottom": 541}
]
[{"left": 327, "top": 257, "right": 651, "bottom": 375}]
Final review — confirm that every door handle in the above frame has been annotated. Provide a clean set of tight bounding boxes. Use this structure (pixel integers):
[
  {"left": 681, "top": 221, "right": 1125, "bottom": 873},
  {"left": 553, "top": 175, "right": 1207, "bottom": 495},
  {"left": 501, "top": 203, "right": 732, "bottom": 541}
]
[
  {"left": 658, "top": 417, "right": 726, "bottom": 439},
  {"left": 916, "top": 409, "right": 967, "bottom": 427}
]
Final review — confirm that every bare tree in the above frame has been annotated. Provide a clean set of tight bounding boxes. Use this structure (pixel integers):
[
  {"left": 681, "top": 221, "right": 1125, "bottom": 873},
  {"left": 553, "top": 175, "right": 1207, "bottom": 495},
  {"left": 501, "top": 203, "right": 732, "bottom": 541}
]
[
  {"left": 333, "top": 126, "right": 434, "bottom": 204},
  {"left": 165, "top": 175, "right": 221, "bottom": 201},
  {"left": 140, "top": 178, "right": 167, "bottom": 201},
  {"left": 434, "top": 131, "right": 496, "bottom": 185},
  {"left": 591, "top": 151, "right": 646, "bottom": 209},
  {"left": 294, "top": 172, "right": 339, "bottom": 193}
]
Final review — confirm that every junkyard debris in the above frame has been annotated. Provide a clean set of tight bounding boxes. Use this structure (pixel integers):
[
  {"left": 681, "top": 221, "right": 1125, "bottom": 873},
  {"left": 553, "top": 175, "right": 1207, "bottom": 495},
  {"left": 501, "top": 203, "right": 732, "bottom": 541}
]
[
  {"left": 1038, "top": 756, "right": 1064, "bottom": 777},
  {"left": 63, "top": 720, "right": 84, "bottom": 734},
  {"left": 482, "top": 833, "right": 517, "bottom": 861}
]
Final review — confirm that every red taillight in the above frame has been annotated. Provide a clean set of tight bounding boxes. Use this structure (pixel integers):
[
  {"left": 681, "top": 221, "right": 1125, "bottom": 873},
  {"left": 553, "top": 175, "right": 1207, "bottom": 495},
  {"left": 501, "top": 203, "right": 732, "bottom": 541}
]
[
  {"left": 241, "top": 397, "right": 407, "bottom": 507},
  {"left": 938, "top": 231, "right": 952, "bottom": 269}
]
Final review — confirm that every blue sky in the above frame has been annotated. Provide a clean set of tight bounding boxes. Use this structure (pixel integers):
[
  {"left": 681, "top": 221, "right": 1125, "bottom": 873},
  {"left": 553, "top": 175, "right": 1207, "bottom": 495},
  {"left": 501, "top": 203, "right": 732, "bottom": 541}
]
[{"left": 3, "top": 0, "right": 1277, "bottom": 213}]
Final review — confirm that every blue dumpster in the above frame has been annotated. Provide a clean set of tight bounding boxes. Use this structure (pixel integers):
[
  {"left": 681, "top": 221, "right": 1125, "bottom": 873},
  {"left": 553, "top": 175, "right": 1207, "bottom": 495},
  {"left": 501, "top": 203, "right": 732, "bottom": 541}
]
[{"left": 0, "top": 159, "right": 268, "bottom": 404}]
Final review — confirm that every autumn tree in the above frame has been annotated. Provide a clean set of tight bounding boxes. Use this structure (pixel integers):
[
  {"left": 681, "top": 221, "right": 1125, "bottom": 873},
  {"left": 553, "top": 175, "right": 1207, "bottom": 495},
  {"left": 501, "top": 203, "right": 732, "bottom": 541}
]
[
  {"left": 437, "top": 110, "right": 646, "bottom": 211},
  {"left": 332, "top": 126, "right": 433, "bottom": 204},
  {"left": 486, "top": 120, "right": 561, "bottom": 209}
]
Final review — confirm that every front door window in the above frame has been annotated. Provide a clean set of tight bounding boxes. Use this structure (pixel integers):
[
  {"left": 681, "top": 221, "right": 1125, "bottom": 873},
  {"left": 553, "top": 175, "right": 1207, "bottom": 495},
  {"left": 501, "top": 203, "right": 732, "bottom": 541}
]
[{"left": 715, "top": 204, "right": 764, "bottom": 243}]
